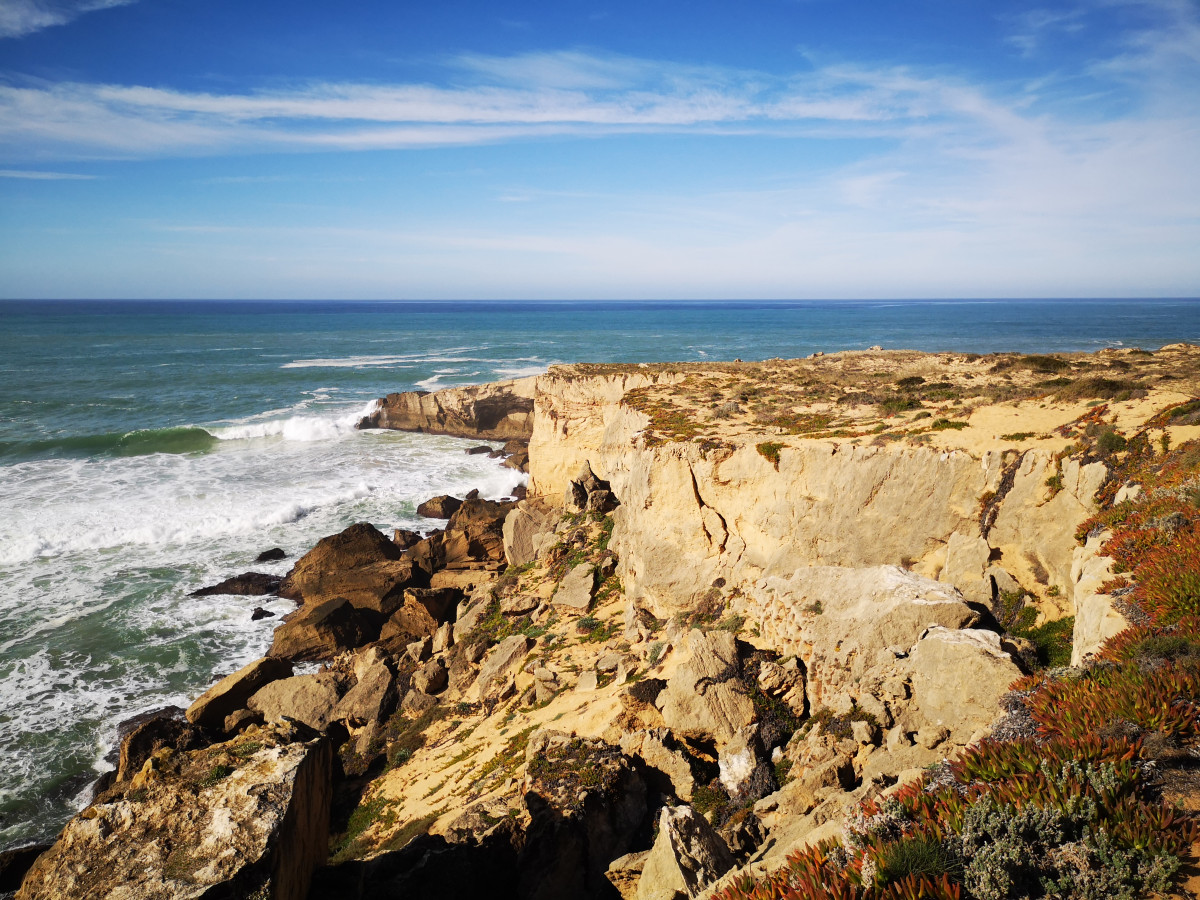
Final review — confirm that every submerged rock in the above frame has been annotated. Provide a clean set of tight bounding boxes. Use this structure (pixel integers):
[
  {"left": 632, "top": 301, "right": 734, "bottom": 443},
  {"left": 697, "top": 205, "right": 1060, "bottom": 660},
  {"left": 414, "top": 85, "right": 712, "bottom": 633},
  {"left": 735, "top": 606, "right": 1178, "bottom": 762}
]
[{"left": 189, "top": 571, "right": 282, "bottom": 597}]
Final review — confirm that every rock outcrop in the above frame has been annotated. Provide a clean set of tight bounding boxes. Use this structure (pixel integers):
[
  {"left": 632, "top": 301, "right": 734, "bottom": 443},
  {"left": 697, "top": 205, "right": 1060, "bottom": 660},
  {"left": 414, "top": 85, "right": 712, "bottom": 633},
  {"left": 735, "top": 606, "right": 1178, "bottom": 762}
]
[
  {"left": 17, "top": 722, "right": 331, "bottom": 900},
  {"left": 357, "top": 376, "right": 537, "bottom": 441}
]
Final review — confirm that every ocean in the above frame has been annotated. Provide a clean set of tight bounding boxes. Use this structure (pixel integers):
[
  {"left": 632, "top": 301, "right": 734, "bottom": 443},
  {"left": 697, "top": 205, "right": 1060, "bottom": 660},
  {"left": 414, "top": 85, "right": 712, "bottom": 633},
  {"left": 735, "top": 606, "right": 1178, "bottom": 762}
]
[{"left": 0, "top": 297, "right": 1197, "bottom": 850}]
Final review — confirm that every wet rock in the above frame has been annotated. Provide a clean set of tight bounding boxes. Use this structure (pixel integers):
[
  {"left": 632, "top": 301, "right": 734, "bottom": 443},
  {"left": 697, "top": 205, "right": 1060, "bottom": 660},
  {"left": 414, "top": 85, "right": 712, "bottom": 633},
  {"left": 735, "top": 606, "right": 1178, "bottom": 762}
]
[
  {"left": 418, "top": 494, "right": 463, "bottom": 519},
  {"left": 251, "top": 606, "right": 274, "bottom": 620},
  {"left": 466, "top": 445, "right": 493, "bottom": 455},
  {"left": 269, "top": 597, "right": 379, "bottom": 662},
  {"left": 190, "top": 572, "right": 282, "bottom": 597},
  {"left": 248, "top": 673, "right": 342, "bottom": 731},
  {"left": 254, "top": 547, "right": 287, "bottom": 563},
  {"left": 186, "top": 656, "right": 293, "bottom": 730},
  {"left": 16, "top": 723, "right": 332, "bottom": 900}
]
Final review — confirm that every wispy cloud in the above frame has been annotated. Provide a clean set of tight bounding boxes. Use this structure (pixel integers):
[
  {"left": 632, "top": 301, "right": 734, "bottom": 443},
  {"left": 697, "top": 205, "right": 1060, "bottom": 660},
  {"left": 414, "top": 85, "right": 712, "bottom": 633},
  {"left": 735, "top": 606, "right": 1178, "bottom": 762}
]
[
  {"left": 0, "top": 0, "right": 137, "bottom": 39},
  {"left": 0, "top": 167, "right": 95, "bottom": 178}
]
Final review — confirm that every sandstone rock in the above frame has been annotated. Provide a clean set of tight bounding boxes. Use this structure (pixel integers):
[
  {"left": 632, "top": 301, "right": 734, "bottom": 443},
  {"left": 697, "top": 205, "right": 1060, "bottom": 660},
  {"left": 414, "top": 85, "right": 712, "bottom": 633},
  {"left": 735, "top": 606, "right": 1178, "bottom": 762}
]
[
  {"left": 392, "top": 528, "right": 421, "bottom": 549},
  {"left": 637, "top": 805, "right": 735, "bottom": 900},
  {"left": 503, "top": 499, "right": 561, "bottom": 567},
  {"left": 442, "top": 499, "right": 515, "bottom": 566},
  {"left": 501, "top": 594, "right": 540, "bottom": 616},
  {"left": 17, "top": 724, "right": 331, "bottom": 900},
  {"left": 357, "top": 377, "right": 536, "bottom": 441},
  {"left": 224, "top": 708, "right": 263, "bottom": 734},
  {"left": 620, "top": 728, "right": 697, "bottom": 801},
  {"left": 737, "top": 566, "right": 978, "bottom": 710},
  {"left": 255, "top": 547, "right": 287, "bottom": 563},
  {"left": 576, "top": 670, "right": 598, "bottom": 692},
  {"left": 190, "top": 572, "right": 282, "bottom": 597},
  {"left": 908, "top": 626, "right": 1023, "bottom": 744},
  {"left": 113, "top": 707, "right": 205, "bottom": 784},
  {"left": 378, "top": 587, "right": 459, "bottom": 647},
  {"left": 755, "top": 657, "right": 806, "bottom": 716},
  {"left": 401, "top": 689, "right": 438, "bottom": 716},
  {"left": 413, "top": 658, "right": 448, "bottom": 695},
  {"left": 269, "top": 597, "right": 378, "bottom": 662},
  {"left": 553, "top": 563, "right": 597, "bottom": 611},
  {"left": 432, "top": 620, "right": 454, "bottom": 653},
  {"left": 334, "top": 655, "right": 397, "bottom": 725},
  {"left": 597, "top": 652, "right": 623, "bottom": 673},
  {"left": 186, "top": 657, "right": 293, "bottom": 729},
  {"left": 476, "top": 635, "right": 531, "bottom": 698},
  {"left": 417, "top": 494, "right": 463, "bottom": 519},
  {"left": 657, "top": 630, "right": 754, "bottom": 748},
  {"left": 248, "top": 673, "right": 341, "bottom": 731},
  {"left": 606, "top": 850, "right": 650, "bottom": 900},
  {"left": 587, "top": 489, "right": 617, "bottom": 514},
  {"left": 279, "top": 522, "right": 415, "bottom": 605},
  {"left": 1071, "top": 530, "right": 1129, "bottom": 665}
]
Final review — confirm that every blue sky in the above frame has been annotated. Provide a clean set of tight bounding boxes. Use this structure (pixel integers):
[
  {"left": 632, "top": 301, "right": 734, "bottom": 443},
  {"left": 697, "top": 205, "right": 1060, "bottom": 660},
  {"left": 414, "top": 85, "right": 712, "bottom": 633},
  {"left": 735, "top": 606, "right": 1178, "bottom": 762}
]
[{"left": 0, "top": 0, "right": 1198, "bottom": 299}]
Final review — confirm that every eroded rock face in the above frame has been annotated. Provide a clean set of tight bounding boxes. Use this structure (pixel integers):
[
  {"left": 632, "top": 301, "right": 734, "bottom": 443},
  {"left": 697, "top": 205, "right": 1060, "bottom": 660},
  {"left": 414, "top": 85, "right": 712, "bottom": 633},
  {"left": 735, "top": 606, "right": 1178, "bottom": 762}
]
[
  {"left": 269, "top": 597, "right": 379, "bottom": 662},
  {"left": 442, "top": 499, "right": 515, "bottom": 567},
  {"left": 735, "top": 566, "right": 978, "bottom": 710},
  {"left": 503, "top": 498, "right": 561, "bottom": 567},
  {"left": 357, "top": 377, "right": 536, "bottom": 441},
  {"left": 249, "top": 673, "right": 343, "bottom": 731},
  {"left": 16, "top": 723, "right": 332, "bottom": 900}
]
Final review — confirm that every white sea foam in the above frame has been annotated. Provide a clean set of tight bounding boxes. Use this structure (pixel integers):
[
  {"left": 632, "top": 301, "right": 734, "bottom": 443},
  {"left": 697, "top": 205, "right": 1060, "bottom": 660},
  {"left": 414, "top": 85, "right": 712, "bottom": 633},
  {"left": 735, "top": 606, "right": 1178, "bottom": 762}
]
[{"left": 209, "top": 399, "right": 379, "bottom": 443}]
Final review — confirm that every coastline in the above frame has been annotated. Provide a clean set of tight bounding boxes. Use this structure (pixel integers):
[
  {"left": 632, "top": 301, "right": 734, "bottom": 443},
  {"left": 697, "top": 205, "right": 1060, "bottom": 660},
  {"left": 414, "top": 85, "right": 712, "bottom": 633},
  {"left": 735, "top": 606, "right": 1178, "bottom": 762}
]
[{"left": 6, "top": 341, "right": 1200, "bottom": 899}]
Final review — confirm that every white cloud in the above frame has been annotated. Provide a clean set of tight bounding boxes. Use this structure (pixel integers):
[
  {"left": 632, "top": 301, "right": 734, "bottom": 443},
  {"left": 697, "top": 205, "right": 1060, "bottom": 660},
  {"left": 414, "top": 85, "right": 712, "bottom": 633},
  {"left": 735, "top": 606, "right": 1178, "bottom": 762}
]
[
  {"left": 0, "top": 0, "right": 136, "bottom": 39},
  {"left": 0, "top": 167, "right": 94, "bottom": 177}
]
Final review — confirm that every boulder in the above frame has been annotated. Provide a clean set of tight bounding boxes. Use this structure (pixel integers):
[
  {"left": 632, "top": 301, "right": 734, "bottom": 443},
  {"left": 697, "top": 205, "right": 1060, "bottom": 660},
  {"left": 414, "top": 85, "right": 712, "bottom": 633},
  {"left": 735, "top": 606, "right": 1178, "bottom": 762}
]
[
  {"left": 636, "top": 805, "right": 735, "bottom": 900},
  {"left": 657, "top": 630, "right": 754, "bottom": 748},
  {"left": 279, "top": 522, "right": 426, "bottom": 609},
  {"left": 269, "top": 597, "right": 378, "bottom": 662},
  {"left": 466, "top": 445, "right": 493, "bottom": 455},
  {"left": 503, "top": 499, "right": 561, "bottom": 567},
  {"left": 553, "top": 563, "right": 596, "bottom": 612},
  {"left": 477, "top": 635, "right": 532, "bottom": 698},
  {"left": 412, "top": 659, "right": 448, "bottom": 695},
  {"left": 17, "top": 723, "right": 331, "bottom": 900},
  {"left": 392, "top": 528, "right": 421, "bottom": 549},
  {"left": 718, "top": 726, "right": 774, "bottom": 802},
  {"left": 251, "top": 606, "right": 274, "bottom": 620},
  {"left": 248, "top": 673, "right": 342, "bottom": 731},
  {"left": 333, "top": 655, "right": 397, "bottom": 726},
  {"left": 186, "top": 657, "right": 293, "bottom": 730},
  {"left": 190, "top": 572, "right": 282, "bottom": 597},
  {"left": 908, "top": 626, "right": 1024, "bottom": 744},
  {"left": 401, "top": 689, "right": 438, "bottom": 716},
  {"left": 378, "top": 587, "right": 461, "bottom": 648},
  {"left": 255, "top": 547, "right": 287, "bottom": 563},
  {"left": 417, "top": 494, "right": 463, "bottom": 519},
  {"left": 442, "top": 499, "right": 515, "bottom": 566}
]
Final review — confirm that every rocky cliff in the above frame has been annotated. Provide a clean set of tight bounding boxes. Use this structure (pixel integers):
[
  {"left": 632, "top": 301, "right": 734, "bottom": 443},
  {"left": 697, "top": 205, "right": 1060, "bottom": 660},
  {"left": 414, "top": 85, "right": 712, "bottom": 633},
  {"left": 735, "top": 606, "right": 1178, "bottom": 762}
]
[{"left": 12, "top": 345, "right": 1200, "bottom": 900}]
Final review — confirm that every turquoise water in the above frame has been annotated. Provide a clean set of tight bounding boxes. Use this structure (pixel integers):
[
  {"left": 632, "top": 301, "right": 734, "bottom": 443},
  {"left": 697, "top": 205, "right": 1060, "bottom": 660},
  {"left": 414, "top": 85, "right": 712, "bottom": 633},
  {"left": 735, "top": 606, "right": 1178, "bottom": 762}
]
[{"left": 0, "top": 298, "right": 1197, "bottom": 849}]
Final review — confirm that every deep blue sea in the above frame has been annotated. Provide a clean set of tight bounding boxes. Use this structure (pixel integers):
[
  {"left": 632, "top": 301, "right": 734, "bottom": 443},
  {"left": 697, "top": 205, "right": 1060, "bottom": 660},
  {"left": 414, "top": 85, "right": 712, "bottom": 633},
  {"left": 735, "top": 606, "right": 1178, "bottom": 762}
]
[{"left": 1, "top": 297, "right": 1197, "bottom": 849}]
